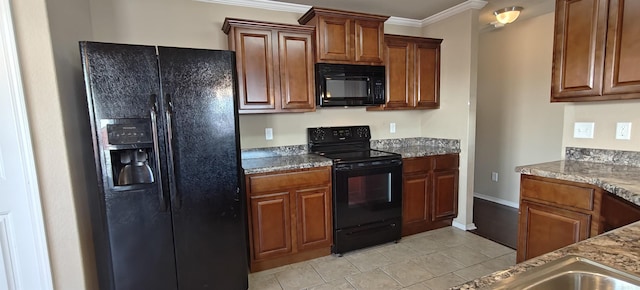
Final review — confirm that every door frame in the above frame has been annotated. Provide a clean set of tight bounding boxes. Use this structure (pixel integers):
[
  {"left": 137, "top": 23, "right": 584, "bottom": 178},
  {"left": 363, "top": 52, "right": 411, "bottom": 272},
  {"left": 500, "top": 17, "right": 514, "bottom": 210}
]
[{"left": 1, "top": 0, "right": 54, "bottom": 288}]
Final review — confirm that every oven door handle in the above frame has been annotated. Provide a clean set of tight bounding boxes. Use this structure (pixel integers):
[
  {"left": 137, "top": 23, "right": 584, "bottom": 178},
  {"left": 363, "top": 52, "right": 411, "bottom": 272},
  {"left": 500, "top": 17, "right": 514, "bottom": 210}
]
[{"left": 335, "top": 159, "right": 402, "bottom": 171}]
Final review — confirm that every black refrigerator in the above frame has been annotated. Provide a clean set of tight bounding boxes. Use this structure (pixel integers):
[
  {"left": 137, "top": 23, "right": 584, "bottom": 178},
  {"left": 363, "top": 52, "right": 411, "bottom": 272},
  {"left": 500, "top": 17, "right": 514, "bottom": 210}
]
[{"left": 80, "top": 41, "right": 248, "bottom": 290}]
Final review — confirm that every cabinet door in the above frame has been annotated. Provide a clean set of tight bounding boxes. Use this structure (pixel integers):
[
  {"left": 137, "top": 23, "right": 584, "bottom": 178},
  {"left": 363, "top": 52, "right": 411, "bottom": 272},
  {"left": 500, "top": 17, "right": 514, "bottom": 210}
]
[
  {"left": 414, "top": 41, "right": 440, "bottom": 108},
  {"left": 603, "top": 0, "right": 640, "bottom": 96},
  {"left": 402, "top": 173, "right": 430, "bottom": 236},
  {"left": 384, "top": 37, "right": 413, "bottom": 108},
  {"left": 250, "top": 192, "right": 292, "bottom": 260},
  {"left": 354, "top": 19, "right": 384, "bottom": 64},
  {"left": 432, "top": 170, "right": 458, "bottom": 221},
  {"left": 278, "top": 31, "right": 315, "bottom": 111},
  {"left": 317, "top": 16, "right": 351, "bottom": 62},
  {"left": 233, "top": 28, "right": 276, "bottom": 111},
  {"left": 600, "top": 193, "right": 640, "bottom": 233},
  {"left": 517, "top": 201, "right": 590, "bottom": 263},
  {"left": 296, "top": 187, "right": 332, "bottom": 250},
  {"left": 551, "top": 0, "right": 608, "bottom": 101}
]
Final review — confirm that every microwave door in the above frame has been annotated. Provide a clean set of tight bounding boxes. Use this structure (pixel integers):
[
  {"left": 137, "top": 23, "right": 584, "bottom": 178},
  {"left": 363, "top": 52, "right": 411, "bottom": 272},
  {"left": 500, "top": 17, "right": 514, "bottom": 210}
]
[{"left": 325, "top": 76, "right": 369, "bottom": 100}]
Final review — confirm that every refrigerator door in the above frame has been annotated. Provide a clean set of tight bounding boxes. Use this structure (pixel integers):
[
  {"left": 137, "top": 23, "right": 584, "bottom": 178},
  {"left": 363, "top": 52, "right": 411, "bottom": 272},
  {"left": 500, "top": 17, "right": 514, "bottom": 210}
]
[
  {"left": 80, "top": 42, "right": 178, "bottom": 290},
  {"left": 158, "top": 47, "right": 248, "bottom": 289}
]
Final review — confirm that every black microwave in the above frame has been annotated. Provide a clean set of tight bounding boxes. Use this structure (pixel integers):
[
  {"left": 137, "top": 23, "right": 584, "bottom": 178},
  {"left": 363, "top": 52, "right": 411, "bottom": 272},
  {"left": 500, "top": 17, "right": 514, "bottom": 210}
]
[{"left": 315, "top": 63, "right": 386, "bottom": 107}]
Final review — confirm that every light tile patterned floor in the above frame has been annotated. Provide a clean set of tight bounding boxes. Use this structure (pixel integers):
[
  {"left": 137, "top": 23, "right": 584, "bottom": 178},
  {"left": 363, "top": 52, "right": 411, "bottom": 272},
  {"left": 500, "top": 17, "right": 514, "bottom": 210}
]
[{"left": 248, "top": 227, "right": 516, "bottom": 290}]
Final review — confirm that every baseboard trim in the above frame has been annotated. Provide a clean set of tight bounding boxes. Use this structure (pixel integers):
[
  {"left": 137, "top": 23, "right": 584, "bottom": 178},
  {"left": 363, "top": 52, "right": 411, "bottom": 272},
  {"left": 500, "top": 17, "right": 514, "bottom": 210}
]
[
  {"left": 474, "top": 192, "right": 519, "bottom": 209},
  {"left": 452, "top": 221, "right": 477, "bottom": 231}
]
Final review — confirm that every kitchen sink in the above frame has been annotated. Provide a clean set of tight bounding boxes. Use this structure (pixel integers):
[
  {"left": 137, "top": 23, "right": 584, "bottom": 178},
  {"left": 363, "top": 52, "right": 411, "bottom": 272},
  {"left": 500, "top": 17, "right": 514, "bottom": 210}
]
[{"left": 487, "top": 255, "right": 640, "bottom": 289}]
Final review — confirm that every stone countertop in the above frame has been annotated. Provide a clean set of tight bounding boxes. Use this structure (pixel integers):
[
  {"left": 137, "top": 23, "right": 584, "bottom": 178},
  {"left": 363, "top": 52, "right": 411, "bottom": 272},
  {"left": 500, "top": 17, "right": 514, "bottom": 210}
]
[
  {"left": 452, "top": 159, "right": 640, "bottom": 289},
  {"left": 242, "top": 154, "right": 332, "bottom": 175},
  {"left": 515, "top": 160, "right": 640, "bottom": 206},
  {"left": 376, "top": 145, "right": 461, "bottom": 158},
  {"left": 452, "top": 220, "right": 640, "bottom": 289}
]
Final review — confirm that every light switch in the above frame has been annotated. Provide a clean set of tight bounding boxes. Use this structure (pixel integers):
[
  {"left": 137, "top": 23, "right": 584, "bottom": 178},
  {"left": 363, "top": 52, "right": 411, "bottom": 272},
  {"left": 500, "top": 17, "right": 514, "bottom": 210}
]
[
  {"left": 390, "top": 123, "right": 396, "bottom": 133},
  {"left": 616, "top": 122, "right": 632, "bottom": 140},
  {"left": 573, "top": 122, "right": 594, "bottom": 139},
  {"left": 265, "top": 128, "right": 273, "bottom": 140}
]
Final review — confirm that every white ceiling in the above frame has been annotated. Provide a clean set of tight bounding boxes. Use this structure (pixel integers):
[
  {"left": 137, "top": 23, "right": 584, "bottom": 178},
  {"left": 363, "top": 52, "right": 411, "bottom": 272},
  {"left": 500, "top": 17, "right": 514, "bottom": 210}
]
[{"left": 268, "top": 0, "right": 555, "bottom": 28}]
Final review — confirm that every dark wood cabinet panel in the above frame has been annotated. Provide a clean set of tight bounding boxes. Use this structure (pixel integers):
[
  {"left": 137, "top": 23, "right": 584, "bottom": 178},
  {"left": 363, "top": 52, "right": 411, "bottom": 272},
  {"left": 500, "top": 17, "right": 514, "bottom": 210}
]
[
  {"left": 278, "top": 31, "right": 315, "bottom": 110},
  {"left": 603, "top": 0, "right": 640, "bottom": 96},
  {"left": 245, "top": 167, "right": 332, "bottom": 272},
  {"left": 517, "top": 201, "right": 590, "bottom": 262},
  {"left": 401, "top": 154, "right": 458, "bottom": 236},
  {"left": 600, "top": 193, "right": 640, "bottom": 232},
  {"left": 432, "top": 170, "right": 459, "bottom": 221},
  {"left": 232, "top": 29, "right": 275, "bottom": 110},
  {"left": 369, "top": 34, "right": 442, "bottom": 111},
  {"left": 517, "top": 175, "right": 606, "bottom": 263},
  {"left": 299, "top": 7, "right": 388, "bottom": 65},
  {"left": 223, "top": 18, "right": 315, "bottom": 113},
  {"left": 551, "top": 0, "right": 640, "bottom": 102},
  {"left": 354, "top": 19, "right": 385, "bottom": 63},
  {"left": 402, "top": 173, "right": 430, "bottom": 236},
  {"left": 296, "top": 188, "right": 332, "bottom": 250},
  {"left": 250, "top": 193, "right": 292, "bottom": 260}
]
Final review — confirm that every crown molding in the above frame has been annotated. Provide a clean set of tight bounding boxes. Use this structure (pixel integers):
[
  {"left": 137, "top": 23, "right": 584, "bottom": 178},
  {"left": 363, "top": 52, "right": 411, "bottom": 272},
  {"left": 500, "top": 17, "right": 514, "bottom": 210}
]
[
  {"left": 195, "top": 0, "right": 310, "bottom": 14},
  {"left": 421, "top": 0, "right": 488, "bottom": 26},
  {"left": 386, "top": 16, "right": 422, "bottom": 27},
  {"left": 195, "top": 0, "right": 488, "bottom": 28}
]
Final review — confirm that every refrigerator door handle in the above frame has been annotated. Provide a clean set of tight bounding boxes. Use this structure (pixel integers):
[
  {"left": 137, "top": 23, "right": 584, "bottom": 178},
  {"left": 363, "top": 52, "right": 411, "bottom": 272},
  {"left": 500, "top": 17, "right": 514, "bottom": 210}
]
[
  {"left": 150, "top": 94, "right": 168, "bottom": 211},
  {"left": 165, "top": 93, "right": 181, "bottom": 209}
]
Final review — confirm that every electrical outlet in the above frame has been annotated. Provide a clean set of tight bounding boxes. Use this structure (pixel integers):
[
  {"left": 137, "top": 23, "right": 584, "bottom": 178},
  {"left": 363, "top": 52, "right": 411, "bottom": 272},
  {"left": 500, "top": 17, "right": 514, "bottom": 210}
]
[
  {"left": 616, "top": 122, "right": 632, "bottom": 140},
  {"left": 390, "top": 123, "right": 396, "bottom": 133},
  {"left": 574, "top": 122, "right": 595, "bottom": 139},
  {"left": 265, "top": 128, "right": 273, "bottom": 140},
  {"left": 491, "top": 172, "right": 499, "bottom": 182}
]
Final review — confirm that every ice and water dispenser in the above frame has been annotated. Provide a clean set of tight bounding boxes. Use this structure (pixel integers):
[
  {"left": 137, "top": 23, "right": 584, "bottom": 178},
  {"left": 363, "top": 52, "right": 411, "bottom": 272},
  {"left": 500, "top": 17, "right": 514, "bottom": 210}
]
[{"left": 102, "top": 119, "right": 156, "bottom": 187}]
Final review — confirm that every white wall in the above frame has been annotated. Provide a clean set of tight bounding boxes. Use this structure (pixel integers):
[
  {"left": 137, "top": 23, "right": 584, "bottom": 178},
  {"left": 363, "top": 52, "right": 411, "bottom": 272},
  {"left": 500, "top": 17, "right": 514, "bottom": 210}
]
[{"left": 474, "top": 12, "right": 564, "bottom": 205}]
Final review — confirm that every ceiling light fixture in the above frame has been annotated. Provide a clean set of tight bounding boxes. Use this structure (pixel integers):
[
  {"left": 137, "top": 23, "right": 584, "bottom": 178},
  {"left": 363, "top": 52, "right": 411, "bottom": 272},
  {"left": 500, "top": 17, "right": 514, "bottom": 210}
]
[{"left": 494, "top": 6, "right": 523, "bottom": 25}]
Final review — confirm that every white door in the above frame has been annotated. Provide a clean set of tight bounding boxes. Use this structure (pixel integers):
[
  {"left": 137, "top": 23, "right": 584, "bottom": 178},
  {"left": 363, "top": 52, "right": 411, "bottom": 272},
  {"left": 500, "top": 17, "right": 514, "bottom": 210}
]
[{"left": 0, "top": 0, "right": 53, "bottom": 289}]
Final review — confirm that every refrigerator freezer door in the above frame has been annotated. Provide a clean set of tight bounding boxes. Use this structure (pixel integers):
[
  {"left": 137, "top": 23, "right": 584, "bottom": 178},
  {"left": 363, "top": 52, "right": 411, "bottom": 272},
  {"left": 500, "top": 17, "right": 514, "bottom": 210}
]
[
  {"left": 158, "top": 47, "right": 248, "bottom": 289},
  {"left": 81, "top": 42, "right": 177, "bottom": 290}
]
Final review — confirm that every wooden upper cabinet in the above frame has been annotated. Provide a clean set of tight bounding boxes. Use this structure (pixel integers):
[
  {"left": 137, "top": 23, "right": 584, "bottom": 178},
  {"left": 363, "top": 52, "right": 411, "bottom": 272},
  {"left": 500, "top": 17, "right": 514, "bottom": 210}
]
[
  {"left": 603, "top": 0, "right": 640, "bottom": 96},
  {"left": 371, "top": 34, "right": 442, "bottom": 110},
  {"left": 299, "top": 7, "right": 388, "bottom": 65},
  {"left": 223, "top": 18, "right": 315, "bottom": 113},
  {"left": 551, "top": 0, "right": 640, "bottom": 102}
]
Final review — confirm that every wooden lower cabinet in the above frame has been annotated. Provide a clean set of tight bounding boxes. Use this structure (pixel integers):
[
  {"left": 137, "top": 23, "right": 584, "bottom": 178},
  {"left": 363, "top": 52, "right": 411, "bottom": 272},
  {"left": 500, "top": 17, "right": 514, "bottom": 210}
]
[
  {"left": 401, "top": 154, "right": 459, "bottom": 236},
  {"left": 246, "top": 167, "right": 332, "bottom": 272},
  {"left": 517, "top": 200, "right": 590, "bottom": 262},
  {"left": 517, "top": 174, "right": 640, "bottom": 263}
]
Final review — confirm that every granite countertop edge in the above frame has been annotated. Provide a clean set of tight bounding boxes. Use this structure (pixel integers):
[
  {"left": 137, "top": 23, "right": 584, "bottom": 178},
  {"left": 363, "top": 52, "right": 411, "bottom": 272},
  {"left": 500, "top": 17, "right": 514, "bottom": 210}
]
[{"left": 515, "top": 160, "right": 640, "bottom": 206}]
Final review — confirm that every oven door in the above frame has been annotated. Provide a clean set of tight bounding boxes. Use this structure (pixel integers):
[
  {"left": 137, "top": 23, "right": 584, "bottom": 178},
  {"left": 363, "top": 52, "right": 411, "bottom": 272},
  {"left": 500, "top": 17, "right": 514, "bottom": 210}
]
[{"left": 333, "top": 159, "right": 402, "bottom": 229}]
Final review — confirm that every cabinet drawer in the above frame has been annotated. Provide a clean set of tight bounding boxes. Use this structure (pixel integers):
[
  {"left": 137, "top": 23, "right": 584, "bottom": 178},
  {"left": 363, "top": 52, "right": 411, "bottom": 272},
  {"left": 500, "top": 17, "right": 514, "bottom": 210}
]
[
  {"left": 521, "top": 176, "right": 595, "bottom": 211},
  {"left": 434, "top": 154, "right": 459, "bottom": 170},
  {"left": 403, "top": 157, "right": 431, "bottom": 174},
  {"left": 248, "top": 168, "right": 331, "bottom": 195}
]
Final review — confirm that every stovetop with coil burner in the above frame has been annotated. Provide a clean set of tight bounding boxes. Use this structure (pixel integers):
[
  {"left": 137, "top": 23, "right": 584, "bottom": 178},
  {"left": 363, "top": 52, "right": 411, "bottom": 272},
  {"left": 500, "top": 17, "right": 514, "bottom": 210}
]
[{"left": 307, "top": 126, "right": 401, "bottom": 164}]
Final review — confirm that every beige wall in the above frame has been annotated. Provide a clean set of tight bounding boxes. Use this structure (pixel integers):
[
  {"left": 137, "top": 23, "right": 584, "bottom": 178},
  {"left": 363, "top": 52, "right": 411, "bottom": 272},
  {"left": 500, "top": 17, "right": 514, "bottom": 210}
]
[
  {"left": 562, "top": 100, "right": 640, "bottom": 152},
  {"left": 474, "top": 12, "right": 564, "bottom": 205},
  {"left": 420, "top": 9, "right": 479, "bottom": 228},
  {"left": 12, "top": 0, "right": 96, "bottom": 288}
]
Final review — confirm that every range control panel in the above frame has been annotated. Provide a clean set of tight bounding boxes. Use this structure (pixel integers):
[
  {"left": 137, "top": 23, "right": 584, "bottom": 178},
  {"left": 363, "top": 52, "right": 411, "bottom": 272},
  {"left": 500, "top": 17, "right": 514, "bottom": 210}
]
[{"left": 307, "top": 126, "right": 371, "bottom": 144}]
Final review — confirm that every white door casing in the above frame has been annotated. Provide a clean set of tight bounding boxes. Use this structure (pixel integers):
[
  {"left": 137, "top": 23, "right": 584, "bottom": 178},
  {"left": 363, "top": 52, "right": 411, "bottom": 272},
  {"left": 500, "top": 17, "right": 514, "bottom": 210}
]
[{"left": 0, "top": 0, "right": 54, "bottom": 289}]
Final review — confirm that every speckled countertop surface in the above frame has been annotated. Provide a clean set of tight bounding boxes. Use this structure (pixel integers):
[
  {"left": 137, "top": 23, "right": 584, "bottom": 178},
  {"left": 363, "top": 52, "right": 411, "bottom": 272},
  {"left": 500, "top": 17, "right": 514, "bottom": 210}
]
[
  {"left": 241, "top": 137, "right": 461, "bottom": 175},
  {"left": 242, "top": 154, "right": 332, "bottom": 175},
  {"left": 452, "top": 153, "right": 640, "bottom": 290}
]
